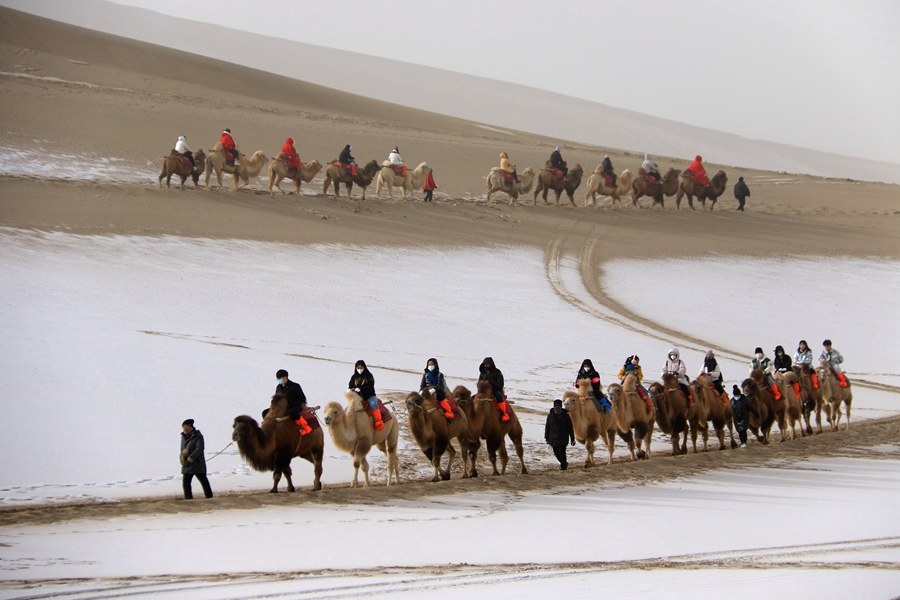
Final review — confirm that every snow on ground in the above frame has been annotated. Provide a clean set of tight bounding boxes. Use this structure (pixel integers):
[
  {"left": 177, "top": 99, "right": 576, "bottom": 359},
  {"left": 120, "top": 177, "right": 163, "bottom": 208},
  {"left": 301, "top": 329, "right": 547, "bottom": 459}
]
[
  {"left": 1, "top": 229, "right": 898, "bottom": 504},
  {"left": 0, "top": 144, "right": 155, "bottom": 182},
  {"left": 1, "top": 456, "right": 898, "bottom": 597}
]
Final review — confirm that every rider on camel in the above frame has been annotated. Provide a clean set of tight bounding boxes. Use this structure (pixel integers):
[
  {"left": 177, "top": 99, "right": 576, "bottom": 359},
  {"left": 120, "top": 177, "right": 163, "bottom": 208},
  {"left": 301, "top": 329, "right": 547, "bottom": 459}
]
[
  {"left": 339, "top": 144, "right": 357, "bottom": 176},
  {"left": 794, "top": 339, "right": 819, "bottom": 390},
  {"left": 820, "top": 340, "right": 849, "bottom": 388},
  {"left": 275, "top": 369, "right": 312, "bottom": 435},
  {"left": 619, "top": 355, "right": 652, "bottom": 409},
  {"left": 420, "top": 358, "right": 454, "bottom": 418},
  {"left": 774, "top": 345, "right": 801, "bottom": 399},
  {"left": 479, "top": 357, "right": 511, "bottom": 422},
  {"left": 750, "top": 347, "right": 783, "bottom": 400},
  {"left": 349, "top": 360, "right": 383, "bottom": 430},
  {"left": 576, "top": 358, "right": 611, "bottom": 411},
  {"left": 687, "top": 154, "right": 710, "bottom": 186},
  {"left": 699, "top": 350, "right": 728, "bottom": 402},
  {"left": 662, "top": 348, "right": 693, "bottom": 406},
  {"left": 550, "top": 146, "right": 568, "bottom": 177},
  {"left": 641, "top": 153, "right": 661, "bottom": 183},
  {"left": 499, "top": 152, "right": 518, "bottom": 183},
  {"left": 281, "top": 137, "right": 301, "bottom": 178},
  {"left": 601, "top": 155, "right": 617, "bottom": 186},
  {"left": 388, "top": 146, "right": 407, "bottom": 177},
  {"left": 220, "top": 129, "right": 238, "bottom": 166},
  {"left": 174, "top": 135, "right": 194, "bottom": 167}
]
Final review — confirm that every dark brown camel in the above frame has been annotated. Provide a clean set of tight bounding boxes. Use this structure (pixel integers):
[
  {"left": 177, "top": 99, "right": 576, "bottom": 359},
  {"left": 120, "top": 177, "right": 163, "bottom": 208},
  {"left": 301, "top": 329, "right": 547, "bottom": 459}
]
[
  {"left": 692, "top": 374, "right": 737, "bottom": 451},
  {"left": 741, "top": 374, "right": 776, "bottom": 444},
  {"left": 405, "top": 389, "right": 471, "bottom": 481},
  {"left": 533, "top": 162, "right": 584, "bottom": 206},
  {"left": 648, "top": 374, "right": 690, "bottom": 455},
  {"left": 676, "top": 169, "right": 728, "bottom": 210},
  {"left": 231, "top": 393, "right": 324, "bottom": 493},
  {"left": 794, "top": 364, "right": 823, "bottom": 435},
  {"left": 452, "top": 383, "right": 527, "bottom": 477},
  {"left": 631, "top": 167, "right": 679, "bottom": 208},
  {"left": 158, "top": 149, "right": 206, "bottom": 189},
  {"left": 322, "top": 159, "right": 379, "bottom": 199}
]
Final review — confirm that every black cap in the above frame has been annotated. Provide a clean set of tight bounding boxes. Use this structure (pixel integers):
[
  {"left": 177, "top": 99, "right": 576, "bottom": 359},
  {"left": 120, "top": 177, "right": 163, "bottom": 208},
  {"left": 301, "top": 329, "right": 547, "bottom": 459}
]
[
  {"left": 754, "top": 347, "right": 763, "bottom": 354},
  {"left": 182, "top": 418, "right": 194, "bottom": 427},
  {"left": 276, "top": 369, "right": 288, "bottom": 379},
  {"left": 732, "top": 385, "right": 740, "bottom": 395},
  {"left": 553, "top": 399, "right": 563, "bottom": 406},
  {"left": 823, "top": 339, "right": 832, "bottom": 346}
]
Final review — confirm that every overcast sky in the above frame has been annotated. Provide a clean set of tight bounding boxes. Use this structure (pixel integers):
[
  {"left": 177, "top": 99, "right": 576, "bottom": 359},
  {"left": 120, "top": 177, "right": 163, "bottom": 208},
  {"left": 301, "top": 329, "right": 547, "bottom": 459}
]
[{"left": 9, "top": 0, "right": 900, "bottom": 164}]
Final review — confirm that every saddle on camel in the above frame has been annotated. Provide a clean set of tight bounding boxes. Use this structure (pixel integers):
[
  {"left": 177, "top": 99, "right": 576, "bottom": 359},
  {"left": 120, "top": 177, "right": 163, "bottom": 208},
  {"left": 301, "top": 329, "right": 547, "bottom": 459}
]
[
  {"left": 337, "top": 144, "right": 358, "bottom": 177},
  {"left": 361, "top": 398, "right": 393, "bottom": 430}
]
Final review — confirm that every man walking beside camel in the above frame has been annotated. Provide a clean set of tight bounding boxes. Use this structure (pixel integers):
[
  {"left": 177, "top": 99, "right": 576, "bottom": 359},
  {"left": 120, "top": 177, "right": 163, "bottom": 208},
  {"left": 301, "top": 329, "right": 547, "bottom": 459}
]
[
  {"left": 545, "top": 399, "right": 575, "bottom": 470},
  {"left": 180, "top": 419, "right": 213, "bottom": 500}
]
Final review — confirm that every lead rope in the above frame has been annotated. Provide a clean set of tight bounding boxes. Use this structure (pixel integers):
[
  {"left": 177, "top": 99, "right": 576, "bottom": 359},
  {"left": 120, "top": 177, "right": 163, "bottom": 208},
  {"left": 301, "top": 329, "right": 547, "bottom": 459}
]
[{"left": 205, "top": 440, "right": 235, "bottom": 462}]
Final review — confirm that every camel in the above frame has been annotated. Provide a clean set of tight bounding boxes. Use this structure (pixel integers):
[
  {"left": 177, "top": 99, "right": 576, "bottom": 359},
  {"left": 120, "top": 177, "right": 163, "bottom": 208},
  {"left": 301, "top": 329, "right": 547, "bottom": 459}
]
[
  {"left": 158, "top": 149, "right": 206, "bottom": 190},
  {"left": 584, "top": 168, "right": 634, "bottom": 208},
  {"left": 231, "top": 393, "right": 324, "bottom": 493},
  {"left": 749, "top": 369, "right": 791, "bottom": 442},
  {"left": 205, "top": 144, "right": 268, "bottom": 191},
  {"left": 375, "top": 161, "right": 429, "bottom": 199},
  {"left": 452, "top": 383, "right": 527, "bottom": 477},
  {"left": 648, "top": 374, "right": 690, "bottom": 455},
  {"left": 608, "top": 374, "right": 655, "bottom": 460},
  {"left": 533, "top": 163, "right": 584, "bottom": 206},
  {"left": 562, "top": 379, "right": 622, "bottom": 467},
  {"left": 816, "top": 362, "right": 852, "bottom": 431},
  {"left": 322, "top": 159, "right": 380, "bottom": 199},
  {"left": 741, "top": 375, "right": 776, "bottom": 445},
  {"left": 794, "top": 364, "right": 824, "bottom": 434},
  {"left": 405, "top": 389, "right": 470, "bottom": 481},
  {"left": 322, "top": 390, "right": 399, "bottom": 487},
  {"left": 773, "top": 370, "right": 804, "bottom": 440},
  {"left": 485, "top": 166, "right": 536, "bottom": 205},
  {"left": 675, "top": 170, "right": 728, "bottom": 210},
  {"left": 267, "top": 158, "right": 323, "bottom": 196},
  {"left": 692, "top": 374, "right": 737, "bottom": 451},
  {"left": 631, "top": 167, "right": 679, "bottom": 209}
]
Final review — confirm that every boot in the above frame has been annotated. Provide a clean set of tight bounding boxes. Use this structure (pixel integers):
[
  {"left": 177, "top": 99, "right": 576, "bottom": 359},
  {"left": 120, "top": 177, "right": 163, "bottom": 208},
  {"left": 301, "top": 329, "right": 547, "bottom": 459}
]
[
  {"left": 837, "top": 372, "right": 849, "bottom": 388},
  {"left": 811, "top": 372, "right": 820, "bottom": 390},
  {"left": 439, "top": 399, "right": 455, "bottom": 419},
  {"left": 295, "top": 416, "right": 312, "bottom": 436},
  {"left": 497, "top": 400, "right": 511, "bottom": 422},
  {"left": 792, "top": 382, "right": 801, "bottom": 399},
  {"left": 771, "top": 384, "right": 782, "bottom": 401},
  {"left": 641, "top": 391, "right": 653, "bottom": 413},
  {"left": 720, "top": 391, "right": 729, "bottom": 407},
  {"left": 372, "top": 408, "right": 385, "bottom": 431}
]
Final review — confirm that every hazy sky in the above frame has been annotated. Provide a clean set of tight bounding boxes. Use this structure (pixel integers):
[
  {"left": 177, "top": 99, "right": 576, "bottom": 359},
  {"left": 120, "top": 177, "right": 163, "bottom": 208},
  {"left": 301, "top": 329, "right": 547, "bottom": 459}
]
[{"left": 11, "top": 0, "right": 900, "bottom": 164}]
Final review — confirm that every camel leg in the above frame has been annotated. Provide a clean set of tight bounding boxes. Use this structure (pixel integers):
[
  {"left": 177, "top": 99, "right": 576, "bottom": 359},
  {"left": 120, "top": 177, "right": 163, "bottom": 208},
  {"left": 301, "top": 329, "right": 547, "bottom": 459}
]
[
  {"left": 282, "top": 463, "right": 295, "bottom": 493},
  {"left": 270, "top": 470, "right": 282, "bottom": 493},
  {"left": 497, "top": 441, "right": 510, "bottom": 475},
  {"left": 604, "top": 430, "right": 616, "bottom": 466},
  {"left": 466, "top": 440, "right": 480, "bottom": 477},
  {"left": 433, "top": 438, "right": 450, "bottom": 481},
  {"left": 308, "top": 446, "right": 323, "bottom": 491},
  {"left": 359, "top": 454, "right": 370, "bottom": 488},
  {"left": 443, "top": 442, "right": 456, "bottom": 480},
  {"left": 618, "top": 429, "right": 636, "bottom": 461},
  {"left": 844, "top": 399, "right": 851, "bottom": 430},
  {"left": 584, "top": 438, "right": 595, "bottom": 468}
]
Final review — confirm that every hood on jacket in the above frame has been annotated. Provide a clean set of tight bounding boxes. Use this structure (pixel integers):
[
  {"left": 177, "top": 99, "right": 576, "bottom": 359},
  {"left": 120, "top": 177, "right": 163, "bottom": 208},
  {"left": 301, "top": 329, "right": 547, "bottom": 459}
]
[
  {"left": 580, "top": 358, "right": 595, "bottom": 372},
  {"left": 354, "top": 359, "right": 368, "bottom": 372},
  {"left": 667, "top": 348, "right": 681, "bottom": 360},
  {"left": 480, "top": 357, "right": 495, "bottom": 372},
  {"left": 425, "top": 357, "right": 440, "bottom": 372},
  {"left": 774, "top": 345, "right": 785, "bottom": 355},
  {"left": 285, "top": 137, "right": 294, "bottom": 145},
  {"left": 178, "top": 135, "right": 186, "bottom": 142},
  {"left": 644, "top": 153, "right": 651, "bottom": 161},
  {"left": 695, "top": 155, "right": 702, "bottom": 162}
]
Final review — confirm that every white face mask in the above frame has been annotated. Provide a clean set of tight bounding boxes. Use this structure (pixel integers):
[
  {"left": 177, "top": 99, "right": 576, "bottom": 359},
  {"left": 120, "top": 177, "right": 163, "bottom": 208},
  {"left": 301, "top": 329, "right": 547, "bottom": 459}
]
[
  {"left": 583, "top": 366, "right": 590, "bottom": 372},
  {"left": 669, "top": 355, "right": 677, "bottom": 361},
  {"left": 756, "top": 353, "right": 764, "bottom": 360},
  {"left": 356, "top": 368, "right": 364, "bottom": 374},
  {"left": 428, "top": 365, "right": 435, "bottom": 371}
]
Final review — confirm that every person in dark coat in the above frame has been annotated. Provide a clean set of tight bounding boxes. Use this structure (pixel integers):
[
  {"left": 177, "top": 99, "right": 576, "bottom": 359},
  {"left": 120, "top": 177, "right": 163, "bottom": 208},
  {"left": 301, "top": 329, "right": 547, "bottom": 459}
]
[
  {"left": 420, "top": 357, "right": 453, "bottom": 418},
  {"left": 349, "top": 360, "right": 383, "bottom": 430},
  {"left": 730, "top": 385, "right": 755, "bottom": 448},
  {"left": 338, "top": 144, "right": 357, "bottom": 176},
  {"left": 601, "top": 155, "right": 617, "bottom": 186},
  {"left": 545, "top": 399, "right": 575, "bottom": 470},
  {"left": 478, "top": 357, "right": 510, "bottom": 422},
  {"left": 575, "top": 358, "right": 611, "bottom": 412},
  {"left": 180, "top": 419, "right": 213, "bottom": 499},
  {"left": 734, "top": 176, "right": 750, "bottom": 211},
  {"left": 275, "top": 369, "right": 311, "bottom": 435},
  {"left": 550, "top": 146, "right": 568, "bottom": 176},
  {"left": 773, "top": 346, "right": 792, "bottom": 373}
]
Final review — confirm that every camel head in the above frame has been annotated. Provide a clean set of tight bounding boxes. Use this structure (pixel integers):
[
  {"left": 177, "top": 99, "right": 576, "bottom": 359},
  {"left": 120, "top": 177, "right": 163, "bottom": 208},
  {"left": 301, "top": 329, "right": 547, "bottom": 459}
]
[
  {"left": 741, "top": 377, "right": 757, "bottom": 398},
  {"left": 562, "top": 390, "right": 578, "bottom": 413},
  {"left": 405, "top": 391, "right": 426, "bottom": 415},
  {"left": 322, "top": 401, "right": 344, "bottom": 427},
  {"left": 452, "top": 385, "right": 472, "bottom": 407},
  {"left": 647, "top": 382, "right": 664, "bottom": 404},
  {"left": 661, "top": 373, "right": 679, "bottom": 388},
  {"left": 362, "top": 160, "right": 380, "bottom": 176},
  {"left": 607, "top": 383, "right": 622, "bottom": 403},
  {"left": 414, "top": 161, "right": 429, "bottom": 175},
  {"left": 232, "top": 415, "right": 261, "bottom": 442},
  {"left": 476, "top": 380, "right": 493, "bottom": 399},
  {"left": 574, "top": 378, "right": 594, "bottom": 398},
  {"left": 307, "top": 159, "right": 322, "bottom": 171},
  {"left": 663, "top": 168, "right": 679, "bottom": 182}
]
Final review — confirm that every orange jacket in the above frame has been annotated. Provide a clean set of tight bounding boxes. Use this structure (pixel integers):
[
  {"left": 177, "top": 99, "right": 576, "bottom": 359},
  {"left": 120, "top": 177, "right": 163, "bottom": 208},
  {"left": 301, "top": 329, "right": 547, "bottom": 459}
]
[
  {"left": 423, "top": 172, "right": 436, "bottom": 191},
  {"left": 220, "top": 131, "right": 236, "bottom": 152},
  {"left": 281, "top": 137, "right": 300, "bottom": 168},
  {"left": 687, "top": 155, "right": 709, "bottom": 185}
]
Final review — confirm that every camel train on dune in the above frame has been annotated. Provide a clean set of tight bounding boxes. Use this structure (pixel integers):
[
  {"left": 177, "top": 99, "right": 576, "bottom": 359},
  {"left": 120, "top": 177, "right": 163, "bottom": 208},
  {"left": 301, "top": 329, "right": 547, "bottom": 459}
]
[{"left": 230, "top": 357, "right": 853, "bottom": 493}]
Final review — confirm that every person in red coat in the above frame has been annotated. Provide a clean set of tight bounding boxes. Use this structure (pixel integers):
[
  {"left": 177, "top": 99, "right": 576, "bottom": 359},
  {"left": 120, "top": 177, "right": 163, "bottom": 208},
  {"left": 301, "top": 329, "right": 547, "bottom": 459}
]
[
  {"left": 281, "top": 136, "right": 301, "bottom": 177},
  {"left": 422, "top": 167, "right": 436, "bottom": 202},
  {"left": 687, "top": 154, "right": 710, "bottom": 186},
  {"left": 220, "top": 128, "right": 238, "bottom": 165}
]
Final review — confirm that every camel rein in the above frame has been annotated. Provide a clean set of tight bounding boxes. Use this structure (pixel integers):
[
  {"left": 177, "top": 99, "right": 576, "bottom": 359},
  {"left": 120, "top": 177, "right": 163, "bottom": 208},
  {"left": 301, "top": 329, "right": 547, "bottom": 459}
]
[{"left": 205, "top": 440, "right": 235, "bottom": 462}]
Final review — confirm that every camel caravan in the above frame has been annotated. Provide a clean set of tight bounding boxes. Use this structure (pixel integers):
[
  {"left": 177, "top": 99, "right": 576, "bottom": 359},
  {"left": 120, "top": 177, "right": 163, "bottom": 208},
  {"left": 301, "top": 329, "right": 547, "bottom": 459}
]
[{"left": 229, "top": 341, "right": 853, "bottom": 494}]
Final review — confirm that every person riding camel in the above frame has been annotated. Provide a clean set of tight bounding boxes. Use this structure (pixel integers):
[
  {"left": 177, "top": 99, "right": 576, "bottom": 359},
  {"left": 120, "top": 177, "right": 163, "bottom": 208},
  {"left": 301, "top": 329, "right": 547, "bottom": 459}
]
[
  {"left": 641, "top": 153, "right": 661, "bottom": 183},
  {"left": 499, "top": 152, "right": 518, "bottom": 183},
  {"left": 662, "top": 348, "right": 693, "bottom": 406},
  {"left": 479, "top": 357, "right": 510, "bottom": 422},
  {"left": 618, "top": 355, "right": 652, "bottom": 410},
  {"left": 820, "top": 339, "right": 849, "bottom": 388},
  {"left": 794, "top": 339, "right": 819, "bottom": 390},
  {"left": 773, "top": 345, "right": 800, "bottom": 399},
  {"left": 750, "top": 347, "right": 782, "bottom": 400},
  {"left": 601, "top": 155, "right": 616, "bottom": 187},
  {"left": 174, "top": 135, "right": 194, "bottom": 167},
  {"left": 220, "top": 128, "right": 238, "bottom": 166},
  {"left": 281, "top": 136, "right": 301, "bottom": 179},
  {"left": 699, "top": 350, "right": 728, "bottom": 403},
  {"left": 550, "top": 146, "right": 568, "bottom": 178},
  {"left": 388, "top": 146, "right": 407, "bottom": 177},
  {"left": 420, "top": 358, "right": 453, "bottom": 418},
  {"left": 275, "top": 369, "right": 312, "bottom": 435},
  {"left": 687, "top": 154, "right": 710, "bottom": 186},
  {"left": 339, "top": 144, "right": 357, "bottom": 177},
  {"left": 575, "top": 358, "right": 611, "bottom": 412},
  {"left": 349, "top": 359, "right": 383, "bottom": 430}
]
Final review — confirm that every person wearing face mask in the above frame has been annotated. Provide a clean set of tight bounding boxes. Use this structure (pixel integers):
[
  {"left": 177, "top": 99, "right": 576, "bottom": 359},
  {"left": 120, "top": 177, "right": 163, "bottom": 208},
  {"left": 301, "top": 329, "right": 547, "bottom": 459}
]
[
  {"left": 545, "top": 399, "right": 575, "bottom": 470},
  {"left": 349, "top": 360, "right": 383, "bottom": 430},
  {"left": 794, "top": 340, "right": 819, "bottom": 390},
  {"left": 750, "top": 347, "right": 782, "bottom": 400},
  {"left": 773, "top": 345, "right": 801, "bottom": 400},
  {"left": 420, "top": 358, "right": 453, "bottom": 418},
  {"left": 575, "top": 358, "right": 611, "bottom": 412},
  {"left": 275, "top": 369, "right": 311, "bottom": 435},
  {"left": 478, "top": 357, "right": 510, "bottom": 422},
  {"left": 699, "top": 350, "right": 727, "bottom": 402},
  {"left": 618, "top": 355, "right": 652, "bottom": 410},
  {"left": 661, "top": 348, "right": 693, "bottom": 406},
  {"left": 820, "top": 339, "right": 849, "bottom": 388}
]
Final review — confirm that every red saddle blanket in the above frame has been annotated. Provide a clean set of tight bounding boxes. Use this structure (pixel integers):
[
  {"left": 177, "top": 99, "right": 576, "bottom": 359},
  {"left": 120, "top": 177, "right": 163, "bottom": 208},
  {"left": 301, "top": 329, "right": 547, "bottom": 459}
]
[
  {"left": 178, "top": 156, "right": 193, "bottom": 169},
  {"left": 334, "top": 162, "right": 357, "bottom": 177},
  {"left": 433, "top": 396, "right": 459, "bottom": 418},
  {"left": 646, "top": 173, "right": 658, "bottom": 185},
  {"left": 391, "top": 165, "right": 407, "bottom": 177},
  {"left": 225, "top": 148, "right": 237, "bottom": 164},
  {"left": 362, "top": 398, "right": 393, "bottom": 423},
  {"left": 297, "top": 408, "right": 320, "bottom": 430},
  {"left": 550, "top": 167, "right": 565, "bottom": 180},
  {"left": 500, "top": 170, "right": 514, "bottom": 185},
  {"left": 602, "top": 172, "right": 615, "bottom": 187}
]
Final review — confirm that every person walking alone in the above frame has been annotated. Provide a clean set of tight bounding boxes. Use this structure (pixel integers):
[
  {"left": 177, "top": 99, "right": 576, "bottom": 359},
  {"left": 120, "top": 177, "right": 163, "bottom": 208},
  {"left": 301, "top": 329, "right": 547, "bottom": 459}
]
[
  {"left": 180, "top": 419, "right": 213, "bottom": 499},
  {"left": 734, "top": 176, "right": 750, "bottom": 211},
  {"left": 422, "top": 167, "right": 437, "bottom": 202},
  {"left": 545, "top": 399, "right": 575, "bottom": 470}
]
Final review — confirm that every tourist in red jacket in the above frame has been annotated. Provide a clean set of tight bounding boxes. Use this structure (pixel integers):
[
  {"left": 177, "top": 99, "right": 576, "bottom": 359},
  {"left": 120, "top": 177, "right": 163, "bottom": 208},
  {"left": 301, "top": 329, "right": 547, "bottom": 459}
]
[
  {"left": 281, "top": 136, "right": 301, "bottom": 175},
  {"left": 422, "top": 167, "right": 436, "bottom": 202},
  {"left": 687, "top": 154, "right": 709, "bottom": 186},
  {"left": 220, "top": 128, "right": 238, "bottom": 164}
]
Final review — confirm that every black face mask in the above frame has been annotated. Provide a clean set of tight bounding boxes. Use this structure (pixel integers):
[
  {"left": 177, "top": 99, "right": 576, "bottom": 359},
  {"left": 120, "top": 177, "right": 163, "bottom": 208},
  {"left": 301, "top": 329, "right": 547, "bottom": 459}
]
[{"left": 553, "top": 407, "right": 562, "bottom": 415}]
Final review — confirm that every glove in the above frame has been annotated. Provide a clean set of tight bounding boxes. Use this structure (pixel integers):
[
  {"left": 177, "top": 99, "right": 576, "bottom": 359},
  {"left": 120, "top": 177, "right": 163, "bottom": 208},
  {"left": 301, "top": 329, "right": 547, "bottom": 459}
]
[
  {"left": 187, "top": 457, "right": 193, "bottom": 463},
  {"left": 429, "top": 388, "right": 436, "bottom": 394},
  {"left": 571, "top": 441, "right": 576, "bottom": 446},
  {"left": 355, "top": 388, "right": 361, "bottom": 393}
]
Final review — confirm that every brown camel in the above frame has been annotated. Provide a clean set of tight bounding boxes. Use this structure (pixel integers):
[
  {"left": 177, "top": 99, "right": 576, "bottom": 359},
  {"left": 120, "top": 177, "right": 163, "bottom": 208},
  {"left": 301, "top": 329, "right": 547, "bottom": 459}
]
[
  {"left": 322, "top": 390, "right": 399, "bottom": 487},
  {"left": 750, "top": 369, "right": 792, "bottom": 442},
  {"left": 533, "top": 163, "right": 584, "bottom": 206},
  {"left": 774, "top": 371, "right": 804, "bottom": 439},
  {"left": 608, "top": 374, "right": 655, "bottom": 460},
  {"left": 741, "top": 375, "right": 776, "bottom": 444},
  {"left": 794, "top": 364, "right": 824, "bottom": 434},
  {"left": 158, "top": 149, "right": 206, "bottom": 190},
  {"left": 675, "top": 169, "right": 728, "bottom": 210},
  {"left": 562, "top": 379, "right": 621, "bottom": 466},
  {"left": 648, "top": 375, "right": 690, "bottom": 455},
  {"left": 267, "top": 158, "right": 323, "bottom": 196},
  {"left": 205, "top": 144, "right": 268, "bottom": 191},
  {"left": 485, "top": 166, "right": 536, "bottom": 205},
  {"left": 584, "top": 168, "right": 634, "bottom": 208},
  {"left": 693, "top": 374, "right": 737, "bottom": 451},
  {"left": 452, "top": 383, "right": 527, "bottom": 477},
  {"left": 631, "top": 167, "right": 679, "bottom": 209},
  {"left": 405, "top": 389, "right": 470, "bottom": 481},
  {"left": 322, "top": 159, "right": 380, "bottom": 199},
  {"left": 816, "top": 362, "right": 852, "bottom": 431},
  {"left": 231, "top": 393, "right": 324, "bottom": 493},
  {"left": 375, "top": 161, "right": 430, "bottom": 199}
]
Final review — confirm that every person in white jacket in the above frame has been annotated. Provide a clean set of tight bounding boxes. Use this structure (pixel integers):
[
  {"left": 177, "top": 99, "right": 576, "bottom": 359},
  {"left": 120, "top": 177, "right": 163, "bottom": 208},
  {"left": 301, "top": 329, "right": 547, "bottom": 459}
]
[
  {"left": 174, "top": 135, "right": 194, "bottom": 166},
  {"left": 388, "top": 146, "right": 404, "bottom": 166},
  {"left": 820, "top": 339, "right": 849, "bottom": 388},
  {"left": 794, "top": 339, "right": 819, "bottom": 389},
  {"left": 661, "top": 347, "right": 693, "bottom": 404},
  {"left": 641, "top": 153, "right": 661, "bottom": 181}
]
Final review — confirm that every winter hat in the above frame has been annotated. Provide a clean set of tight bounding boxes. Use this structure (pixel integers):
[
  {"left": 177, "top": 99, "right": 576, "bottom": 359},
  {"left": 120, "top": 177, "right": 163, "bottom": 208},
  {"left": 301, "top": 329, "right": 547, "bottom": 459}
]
[
  {"left": 644, "top": 153, "right": 651, "bottom": 160},
  {"left": 754, "top": 347, "right": 764, "bottom": 355},
  {"left": 553, "top": 399, "right": 563, "bottom": 406},
  {"left": 286, "top": 137, "right": 293, "bottom": 145},
  {"left": 224, "top": 128, "right": 231, "bottom": 133},
  {"left": 182, "top": 418, "right": 194, "bottom": 427},
  {"left": 555, "top": 146, "right": 560, "bottom": 152},
  {"left": 732, "top": 385, "right": 740, "bottom": 396},
  {"left": 739, "top": 176, "right": 744, "bottom": 182}
]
